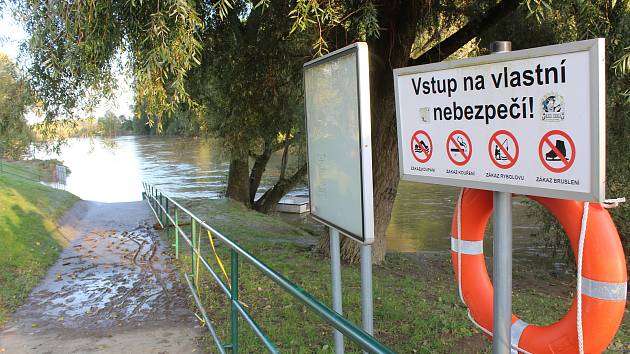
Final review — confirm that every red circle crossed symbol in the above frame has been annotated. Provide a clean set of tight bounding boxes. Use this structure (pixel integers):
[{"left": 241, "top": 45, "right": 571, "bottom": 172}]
[
  {"left": 538, "top": 130, "right": 576, "bottom": 173},
  {"left": 410, "top": 130, "right": 433, "bottom": 163},
  {"left": 446, "top": 130, "right": 472, "bottom": 166},
  {"left": 488, "top": 130, "right": 519, "bottom": 169}
]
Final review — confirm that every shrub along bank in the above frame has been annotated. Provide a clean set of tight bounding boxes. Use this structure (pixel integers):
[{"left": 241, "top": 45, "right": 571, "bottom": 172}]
[
  {"left": 0, "top": 162, "right": 79, "bottom": 324},
  {"left": 162, "top": 199, "right": 629, "bottom": 353}
]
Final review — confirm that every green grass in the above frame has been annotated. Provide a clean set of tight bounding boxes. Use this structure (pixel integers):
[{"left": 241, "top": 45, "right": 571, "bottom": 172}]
[
  {"left": 0, "top": 164, "right": 79, "bottom": 325},
  {"left": 0, "top": 158, "right": 64, "bottom": 183},
  {"left": 161, "top": 199, "right": 629, "bottom": 353}
]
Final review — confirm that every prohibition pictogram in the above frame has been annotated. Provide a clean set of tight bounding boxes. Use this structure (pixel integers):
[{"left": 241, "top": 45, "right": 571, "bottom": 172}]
[
  {"left": 410, "top": 130, "right": 433, "bottom": 163},
  {"left": 488, "top": 130, "right": 519, "bottom": 169},
  {"left": 538, "top": 130, "right": 575, "bottom": 173},
  {"left": 446, "top": 130, "right": 472, "bottom": 166}
]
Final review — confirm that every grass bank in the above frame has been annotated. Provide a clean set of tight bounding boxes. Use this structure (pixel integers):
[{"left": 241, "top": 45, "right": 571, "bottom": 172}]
[
  {"left": 0, "top": 162, "right": 79, "bottom": 325},
  {"left": 162, "top": 199, "right": 628, "bottom": 353}
]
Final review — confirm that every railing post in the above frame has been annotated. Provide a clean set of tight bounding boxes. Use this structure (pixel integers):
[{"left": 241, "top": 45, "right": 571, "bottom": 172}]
[
  {"left": 191, "top": 220, "right": 197, "bottom": 287},
  {"left": 158, "top": 193, "right": 162, "bottom": 225},
  {"left": 230, "top": 249, "right": 239, "bottom": 354},
  {"left": 174, "top": 209, "right": 179, "bottom": 259},
  {"left": 165, "top": 198, "right": 170, "bottom": 225}
]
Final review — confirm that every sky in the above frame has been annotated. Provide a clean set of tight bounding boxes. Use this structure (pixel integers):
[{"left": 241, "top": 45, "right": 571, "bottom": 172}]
[{"left": 0, "top": 6, "right": 134, "bottom": 121}]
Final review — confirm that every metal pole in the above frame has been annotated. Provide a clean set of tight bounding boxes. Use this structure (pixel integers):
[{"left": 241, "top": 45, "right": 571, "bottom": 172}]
[
  {"left": 230, "top": 250, "right": 239, "bottom": 354},
  {"left": 192, "top": 220, "right": 197, "bottom": 286},
  {"left": 491, "top": 40, "right": 513, "bottom": 354},
  {"left": 174, "top": 209, "right": 180, "bottom": 259},
  {"left": 165, "top": 198, "right": 170, "bottom": 225},
  {"left": 492, "top": 192, "right": 512, "bottom": 354},
  {"left": 360, "top": 244, "right": 373, "bottom": 354},
  {"left": 330, "top": 228, "right": 344, "bottom": 354},
  {"left": 159, "top": 193, "right": 164, "bottom": 225}
]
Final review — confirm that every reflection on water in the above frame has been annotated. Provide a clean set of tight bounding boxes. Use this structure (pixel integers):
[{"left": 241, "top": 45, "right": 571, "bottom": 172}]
[
  {"left": 39, "top": 136, "right": 547, "bottom": 258},
  {"left": 36, "top": 137, "right": 143, "bottom": 202},
  {"left": 386, "top": 182, "right": 544, "bottom": 260}
]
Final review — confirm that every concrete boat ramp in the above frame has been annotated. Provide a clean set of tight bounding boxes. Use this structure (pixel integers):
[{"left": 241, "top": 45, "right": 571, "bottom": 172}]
[{"left": 0, "top": 201, "right": 202, "bottom": 353}]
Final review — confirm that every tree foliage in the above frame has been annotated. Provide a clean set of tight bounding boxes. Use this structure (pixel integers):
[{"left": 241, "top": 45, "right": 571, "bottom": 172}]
[
  {"left": 13, "top": 0, "right": 630, "bottom": 264},
  {"left": 479, "top": 0, "right": 630, "bottom": 258},
  {"left": 0, "top": 53, "right": 32, "bottom": 159},
  {"left": 16, "top": 0, "right": 203, "bottom": 126},
  {"left": 187, "top": 0, "right": 311, "bottom": 210}
]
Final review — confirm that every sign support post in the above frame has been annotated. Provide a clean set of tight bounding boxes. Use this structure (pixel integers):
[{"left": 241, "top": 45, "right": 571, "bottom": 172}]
[
  {"left": 490, "top": 40, "right": 513, "bottom": 354},
  {"left": 330, "top": 228, "right": 344, "bottom": 354},
  {"left": 360, "top": 244, "right": 373, "bottom": 354}
]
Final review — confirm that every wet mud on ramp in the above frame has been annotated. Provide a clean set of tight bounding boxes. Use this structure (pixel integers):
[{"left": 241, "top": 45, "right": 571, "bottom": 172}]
[{"left": 0, "top": 201, "right": 202, "bottom": 353}]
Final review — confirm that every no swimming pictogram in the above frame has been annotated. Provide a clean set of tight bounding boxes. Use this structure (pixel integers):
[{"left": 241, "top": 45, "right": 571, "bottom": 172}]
[
  {"left": 410, "top": 130, "right": 433, "bottom": 163},
  {"left": 538, "top": 130, "right": 575, "bottom": 173},
  {"left": 488, "top": 130, "right": 519, "bottom": 169},
  {"left": 446, "top": 130, "right": 472, "bottom": 166}
]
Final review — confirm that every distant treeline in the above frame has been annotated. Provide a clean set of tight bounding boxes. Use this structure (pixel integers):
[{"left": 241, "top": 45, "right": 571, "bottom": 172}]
[{"left": 30, "top": 108, "right": 202, "bottom": 139}]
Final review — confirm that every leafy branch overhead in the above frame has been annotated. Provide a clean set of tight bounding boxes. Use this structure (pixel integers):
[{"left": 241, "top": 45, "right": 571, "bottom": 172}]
[{"left": 16, "top": 0, "right": 204, "bottom": 127}]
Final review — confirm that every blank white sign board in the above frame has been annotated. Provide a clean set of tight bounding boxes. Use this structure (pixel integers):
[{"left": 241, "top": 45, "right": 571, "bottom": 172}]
[{"left": 304, "top": 42, "right": 374, "bottom": 244}]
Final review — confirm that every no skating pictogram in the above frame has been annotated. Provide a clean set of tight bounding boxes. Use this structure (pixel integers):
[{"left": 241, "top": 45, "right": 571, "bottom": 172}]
[
  {"left": 446, "top": 130, "right": 472, "bottom": 166},
  {"left": 488, "top": 130, "right": 519, "bottom": 169},
  {"left": 410, "top": 130, "right": 433, "bottom": 163},
  {"left": 538, "top": 130, "right": 575, "bottom": 173}
]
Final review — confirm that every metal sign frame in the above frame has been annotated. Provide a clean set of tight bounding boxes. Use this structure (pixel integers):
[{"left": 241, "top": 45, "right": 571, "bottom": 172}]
[
  {"left": 393, "top": 38, "right": 605, "bottom": 202},
  {"left": 303, "top": 42, "right": 375, "bottom": 244}
]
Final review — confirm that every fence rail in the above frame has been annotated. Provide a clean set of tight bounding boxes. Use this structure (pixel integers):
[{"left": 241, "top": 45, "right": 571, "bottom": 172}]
[{"left": 142, "top": 182, "right": 394, "bottom": 354}]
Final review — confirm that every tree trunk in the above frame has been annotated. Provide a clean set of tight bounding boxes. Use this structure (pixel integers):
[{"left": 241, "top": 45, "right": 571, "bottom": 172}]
[
  {"left": 253, "top": 163, "right": 307, "bottom": 213},
  {"left": 409, "top": 0, "right": 520, "bottom": 66},
  {"left": 320, "top": 0, "right": 431, "bottom": 264},
  {"left": 248, "top": 146, "right": 273, "bottom": 204},
  {"left": 226, "top": 147, "right": 251, "bottom": 205}
]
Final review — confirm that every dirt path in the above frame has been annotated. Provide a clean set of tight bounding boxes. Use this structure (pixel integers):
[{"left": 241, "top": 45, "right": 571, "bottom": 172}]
[{"left": 0, "top": 201, "right": 202, "bottom": 353}]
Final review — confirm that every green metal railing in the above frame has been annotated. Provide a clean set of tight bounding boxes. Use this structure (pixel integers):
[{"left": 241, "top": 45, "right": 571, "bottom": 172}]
[
  {"left": 0, "top": 160, "right": 43, "bottom": 182},
  {"left": 142, "top": 182, "right": 394, "bottom": 354}
]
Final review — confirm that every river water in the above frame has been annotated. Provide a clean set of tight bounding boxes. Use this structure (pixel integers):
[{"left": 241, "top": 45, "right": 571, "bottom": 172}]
[{"left": 37, "top": 135, "right": 550, "bottom": 261}]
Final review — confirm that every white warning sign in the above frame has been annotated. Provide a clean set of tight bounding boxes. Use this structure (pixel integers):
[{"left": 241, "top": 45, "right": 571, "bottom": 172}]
[{"left": 394, "top": 39, "right": 605, "bottom": 202}]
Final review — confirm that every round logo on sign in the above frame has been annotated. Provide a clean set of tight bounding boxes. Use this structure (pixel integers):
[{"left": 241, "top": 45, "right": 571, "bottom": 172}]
[
  {"left": 538, "top": 130, "right": 575, "bottom": 173},
  {"left": 410, "top": 130, "right": 433, "bottom": 163},
  {"left": 488, "top": 130, "right": 519, "bottom": 169},
  {"left": 446, "top": 130, "right": 472, "bottom": 166}
]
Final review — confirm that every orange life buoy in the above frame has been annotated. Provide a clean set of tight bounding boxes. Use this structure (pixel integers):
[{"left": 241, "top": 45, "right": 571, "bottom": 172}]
[{"left": 451, "top": 188, "right": 627, "bottom": 353}]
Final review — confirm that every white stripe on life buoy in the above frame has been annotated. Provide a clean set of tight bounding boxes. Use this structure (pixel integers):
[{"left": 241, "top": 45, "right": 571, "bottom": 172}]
[
  {"left": 450, "top": 237, "right": 483, "bottom": 255},
  {"left": 580, "top": 277, "right": 627, "bottom": 301},
  {"left": 510, "top": 319, "right": 529, "bottom": 354}
]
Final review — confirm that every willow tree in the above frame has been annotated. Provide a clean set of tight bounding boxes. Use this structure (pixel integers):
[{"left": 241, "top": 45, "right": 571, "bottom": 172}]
[
  {"left": 15, "top": 0, "right": 525, "bottom": 263},
  {"left": 15, "top": 0, "right": 202, "bottom": 123},
  {"left": 481, "top": 0, "right": 630, "bottom": 255},
  {"left": 289, "top": 0, "right": 524, "bottom": 263},
  {"left": 291, "top": 0, "right": 629, "bottom": 263},
  {"left": 187, "top": 0, "right": 311, "bottom": 212},
  {"left": 0, "top": 54, "right": 32, "bottom": 159},
  {"left": 15, "top": 0, "right": 310, "bottom": 212}
]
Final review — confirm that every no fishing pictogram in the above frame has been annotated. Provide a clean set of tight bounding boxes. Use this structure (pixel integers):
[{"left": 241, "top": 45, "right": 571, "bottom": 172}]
[
  {"left": 446, "top": 130, "right": 472, "bottom": 166},
  {"left": 410, "top": 130, "right": 433, "bottom": 163},
  {"left": 488, "top": 130, "right": 519, "bottom": 169},
  {"left": 539, "top": 130, "right": 575, "bottom": 173}
]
